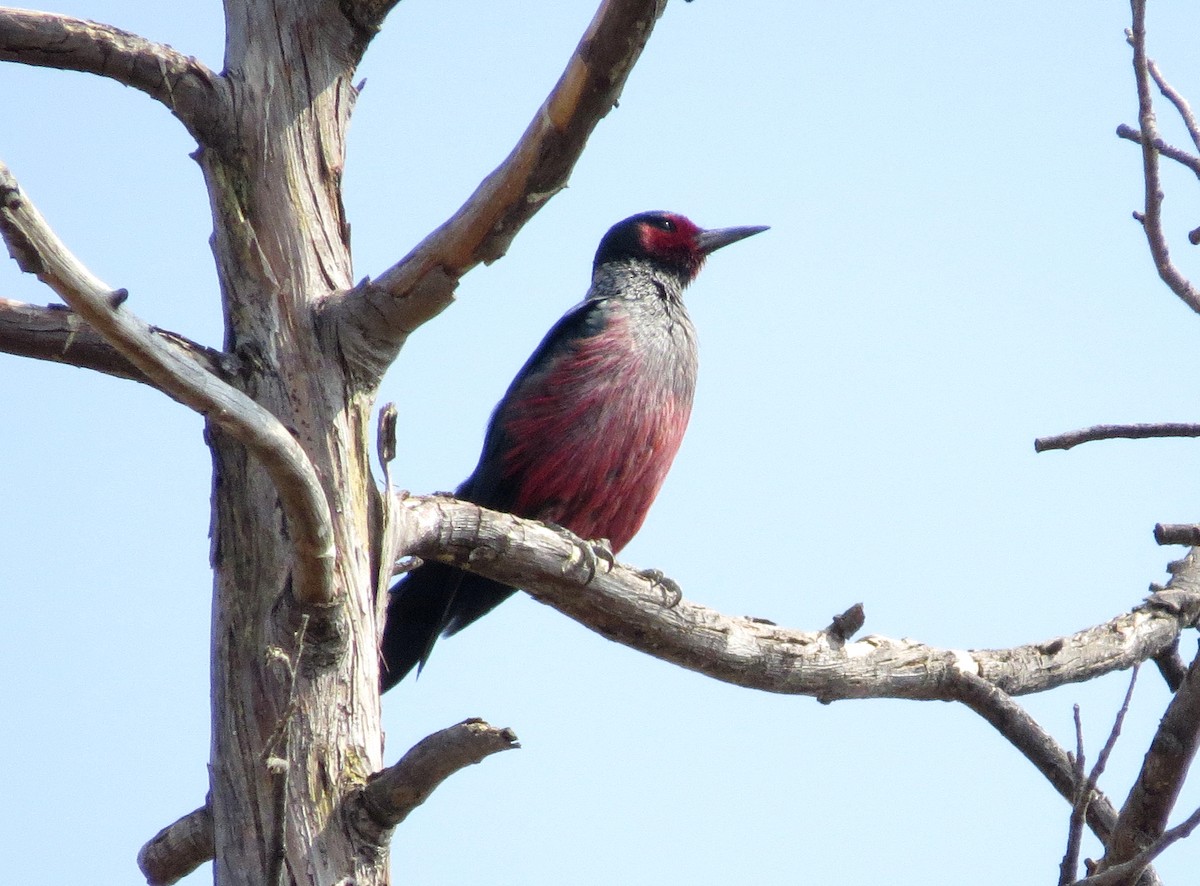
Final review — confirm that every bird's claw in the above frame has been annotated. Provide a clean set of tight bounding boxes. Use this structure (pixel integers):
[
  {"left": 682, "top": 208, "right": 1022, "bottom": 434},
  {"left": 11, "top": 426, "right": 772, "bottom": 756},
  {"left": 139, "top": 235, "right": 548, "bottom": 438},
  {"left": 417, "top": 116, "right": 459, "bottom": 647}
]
[
  {"left": 544, "top": 522, "right": 615, "bottom": 585},
  {"left": 572, "top": 538, "right": 615, "bottom": 585},
  {"left": 637, "top": 568, "right": 682, "bottom": 609}
]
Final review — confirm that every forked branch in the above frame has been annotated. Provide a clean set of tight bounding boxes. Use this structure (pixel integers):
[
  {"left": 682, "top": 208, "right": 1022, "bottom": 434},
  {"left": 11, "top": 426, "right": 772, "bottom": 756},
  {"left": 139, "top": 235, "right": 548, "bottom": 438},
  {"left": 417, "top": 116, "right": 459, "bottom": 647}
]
[
  {"left": 1126, "top": 0, "right": 1200, "bottom": 314},
  {"left": 0, "top": 161, "right": 335, "bottom": 605},
  {"left": 322, "top": 0, "right": 669, "bottom": 379}
]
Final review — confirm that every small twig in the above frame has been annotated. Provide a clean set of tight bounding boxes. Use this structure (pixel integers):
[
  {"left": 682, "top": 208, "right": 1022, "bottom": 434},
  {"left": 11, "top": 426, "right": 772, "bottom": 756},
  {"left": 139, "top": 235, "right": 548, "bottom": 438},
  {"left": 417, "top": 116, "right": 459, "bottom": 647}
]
[
  {"left": 1060, "top": 705, "right": 1089, "bottom": 886},
  {"left": 1127, "top": 0, "right": 1200, "bottom": 314},
  {"left": 137, "top": 803, "right": 214, "bottom": 886},
  {"left": 1154, "top": 523, "right": 1200, "bottom": 546},
  {"left": 1034, "top": 423, "right": 1200, "bottom": 453},
  {"left": 1060, "top": 671, "right": 1136, "bottom": 886}
]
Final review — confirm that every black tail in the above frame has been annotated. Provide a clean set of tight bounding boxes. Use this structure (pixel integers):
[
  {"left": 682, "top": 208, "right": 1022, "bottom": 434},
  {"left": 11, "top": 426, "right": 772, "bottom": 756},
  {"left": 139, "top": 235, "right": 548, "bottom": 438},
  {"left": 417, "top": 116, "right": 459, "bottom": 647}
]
[{"left": 380, "top": 564, "right": 519, "bottom": 691}]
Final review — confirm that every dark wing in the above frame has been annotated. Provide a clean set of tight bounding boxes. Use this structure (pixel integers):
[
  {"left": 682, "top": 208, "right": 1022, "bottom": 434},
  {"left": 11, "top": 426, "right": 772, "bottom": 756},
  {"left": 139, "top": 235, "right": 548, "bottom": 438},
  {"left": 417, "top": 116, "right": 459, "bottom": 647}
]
[{"left": 380, "top": 298, "right": 607, "bottom": 689}]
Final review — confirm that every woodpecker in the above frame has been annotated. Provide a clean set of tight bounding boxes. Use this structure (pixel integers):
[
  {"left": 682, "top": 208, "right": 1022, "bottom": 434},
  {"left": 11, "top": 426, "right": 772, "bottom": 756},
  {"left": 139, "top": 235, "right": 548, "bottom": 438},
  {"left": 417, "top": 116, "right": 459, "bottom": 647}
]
[{"left": 381, "top": 211, "right": 767, "bottom": 690}]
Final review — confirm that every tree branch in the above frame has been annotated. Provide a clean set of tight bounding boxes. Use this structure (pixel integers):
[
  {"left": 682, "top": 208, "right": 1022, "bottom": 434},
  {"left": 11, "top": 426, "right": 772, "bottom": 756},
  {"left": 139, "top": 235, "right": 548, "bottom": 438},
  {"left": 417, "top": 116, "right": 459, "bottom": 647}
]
[
  {"left": 350, "top": 719, "right": 520, "bottom": 844},
  {"left": 1115, "top": 125, "right": 1200, "bottom": 179},
  {"left": 320, "top": 0, "right": 669, "bottom": 381},
  {"left": 1153, "top": 523, "right": 1200, "bottom": 546},
  {"left": 1077, "top": 804, "right": 1200, "bottom": 886},
  {"left": 1147, "top": 57, "right": 1200, "bottom": 155},
  {"left": 0, "top": 8, "right": 229, "bottom": 145},
  {"left": 950, "top": 670, "right": 1128, "bottom": 867},
  {"left": 1035, "top": 422, "right": 1200, "bottom": 453},
  {"left": 0, "top": 296, "right": 222, "bottom": 382},
  {"left": 1098, "top": 646, "right": 1200, "bottom": 876},
  {"left": 397, "top": 496, "right": 1200, "bottom": 701},
  {"left": 1126, "top": 0, "right": 1200, "bottom": 314},
  {"left": 0, "top": 160, "right": 336, "bottom": 606},
  {"left": 137, "top": 803, "right": 213, "bottom": 886}
]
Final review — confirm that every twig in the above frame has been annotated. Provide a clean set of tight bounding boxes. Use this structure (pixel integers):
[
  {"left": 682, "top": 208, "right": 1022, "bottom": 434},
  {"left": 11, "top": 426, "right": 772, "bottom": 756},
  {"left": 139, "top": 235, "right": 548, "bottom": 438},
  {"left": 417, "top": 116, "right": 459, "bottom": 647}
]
[
  {"left": 1148, "top": 58, "right": 1200, "bottom": 154},
  {"left": 1126, "top": 0, "right": 1200, "bottom": 314},
  {"left": 1035, "top": 423, "right": 1200, "bottom": 452},
  {"left": 137, "top": 804, "right": 213, "bottom": 886},
  {"left": 1060, "top": 705, "right": 1089, "bottom": 886},
  {"left": 350, "top": 719, "right": 520, "bottom": 842},
  {"left": 1061, "top": 668, "right": 1142, "bottom": 882},
  {"left": 0, "top": 9, "right": 228, "bottom": 145},
  {"left": 0, "top": 160, "right": 336, "bottom": 606}
]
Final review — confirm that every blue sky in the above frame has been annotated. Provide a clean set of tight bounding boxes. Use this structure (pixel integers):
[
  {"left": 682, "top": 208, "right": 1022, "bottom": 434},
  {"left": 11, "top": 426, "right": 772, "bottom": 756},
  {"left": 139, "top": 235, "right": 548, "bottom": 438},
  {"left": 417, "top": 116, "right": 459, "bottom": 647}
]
[{"left": 3, "top": 1, "right": 1200, "bottom": 882}]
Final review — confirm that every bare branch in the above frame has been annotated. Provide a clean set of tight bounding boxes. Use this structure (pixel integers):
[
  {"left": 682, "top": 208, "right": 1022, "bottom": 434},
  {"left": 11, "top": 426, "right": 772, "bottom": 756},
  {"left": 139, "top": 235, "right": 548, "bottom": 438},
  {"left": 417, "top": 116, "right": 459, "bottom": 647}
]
[
  {"left": 350, "top": 719, "right": 520, "bottom": 842},
  {"left": 1151, "top": 638, "right": 1188, "bottom": 691},
  {"left": 397, "top": 496, "right": 1200, "bottom": 701},
  {"left": 1148, "top": 58, "right": 1200, "bottom": 155},
  {"left": 321, "top": 0, "right": 669, "bottom": 379},
  {"left": 1076, "top": 804, "right": 1200, "bottom": 886},
  {"left": 1060, "top": 705, "right": 1090, "bottom": 886},
  {"left": 0, "top": 8, "right": 228, "bottom": 145},
  {"left": 1035, "top": 422, "right": 1200, "bottom": 453},
  {"left": 1099, "top": 648, "right": 1200, "bottom": 875},
  {"left": 137, "top": 803, "right": 213, "bottom": 886},
  {"left": 1115, "top": 124, "right": 1200, "bottom": 178},
  {"left": 1126, "top": 0, "right": 1200, "bottom": 314},
  {"left": 949, "top": 672, "right": 1122, "bottom": 851},
  {"left": 0, "top": 297, "right": 222, "bottom": 383},
  {"left": 0, "top": 160, "right": 336, "bottom": 606}
]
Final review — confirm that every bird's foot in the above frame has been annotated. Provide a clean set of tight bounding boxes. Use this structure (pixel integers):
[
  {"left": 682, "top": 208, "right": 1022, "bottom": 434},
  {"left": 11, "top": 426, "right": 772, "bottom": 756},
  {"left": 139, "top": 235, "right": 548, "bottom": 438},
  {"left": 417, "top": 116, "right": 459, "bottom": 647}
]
[
  {"left": 569, "top": 537, "right": 615, "bottom": 585},
  {"left": 637, "top": 568, "right": 683, "bottom": 609},
  {"left": 545, "top": 523, "right": 614, "bottom": 585}
]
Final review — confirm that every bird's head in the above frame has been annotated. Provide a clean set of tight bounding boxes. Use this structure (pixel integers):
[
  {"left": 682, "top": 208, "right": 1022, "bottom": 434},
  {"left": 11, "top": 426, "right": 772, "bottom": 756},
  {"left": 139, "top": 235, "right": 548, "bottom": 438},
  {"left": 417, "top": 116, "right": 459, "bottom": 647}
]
[{"left": 593, "top": 211, "right": 768, "bottom": 284}]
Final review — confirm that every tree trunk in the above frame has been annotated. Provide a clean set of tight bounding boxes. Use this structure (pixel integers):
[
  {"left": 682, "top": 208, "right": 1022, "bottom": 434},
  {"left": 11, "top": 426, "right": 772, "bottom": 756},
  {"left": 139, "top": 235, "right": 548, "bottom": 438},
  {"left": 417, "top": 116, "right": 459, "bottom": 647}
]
[{"left": 202, "top": 3, "right": 383, "bottom": 883}]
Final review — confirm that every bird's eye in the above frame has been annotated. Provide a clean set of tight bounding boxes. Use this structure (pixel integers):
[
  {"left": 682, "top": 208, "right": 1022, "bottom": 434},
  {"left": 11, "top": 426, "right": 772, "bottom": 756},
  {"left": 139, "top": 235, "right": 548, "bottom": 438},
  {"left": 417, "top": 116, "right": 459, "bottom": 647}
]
[{"left": 652, "top": 217, "right": 675, "bottom": 232}]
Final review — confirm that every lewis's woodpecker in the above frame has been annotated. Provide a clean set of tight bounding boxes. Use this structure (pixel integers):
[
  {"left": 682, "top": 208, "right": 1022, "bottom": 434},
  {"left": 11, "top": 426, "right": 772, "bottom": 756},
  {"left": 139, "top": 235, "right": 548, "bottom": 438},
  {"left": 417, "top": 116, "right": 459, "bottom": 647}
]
[{"left": 380, "top": 211, "right": 767, "bottom": 689}]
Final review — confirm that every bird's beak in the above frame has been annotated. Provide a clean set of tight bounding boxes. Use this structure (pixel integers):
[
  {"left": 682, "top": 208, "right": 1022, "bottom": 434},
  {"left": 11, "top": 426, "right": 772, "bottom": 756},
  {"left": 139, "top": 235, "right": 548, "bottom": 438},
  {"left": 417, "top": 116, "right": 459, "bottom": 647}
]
[{"left": 694, "top": 224, "right": 769, "bottom": 255}]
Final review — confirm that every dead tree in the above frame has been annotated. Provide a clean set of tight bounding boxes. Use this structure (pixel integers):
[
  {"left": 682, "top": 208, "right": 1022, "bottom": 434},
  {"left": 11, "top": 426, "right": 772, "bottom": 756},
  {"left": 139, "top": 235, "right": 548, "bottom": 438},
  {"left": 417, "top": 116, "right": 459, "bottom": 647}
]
[{"left": 1, "top": 1, "right": 1198, "bottom": 884}]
